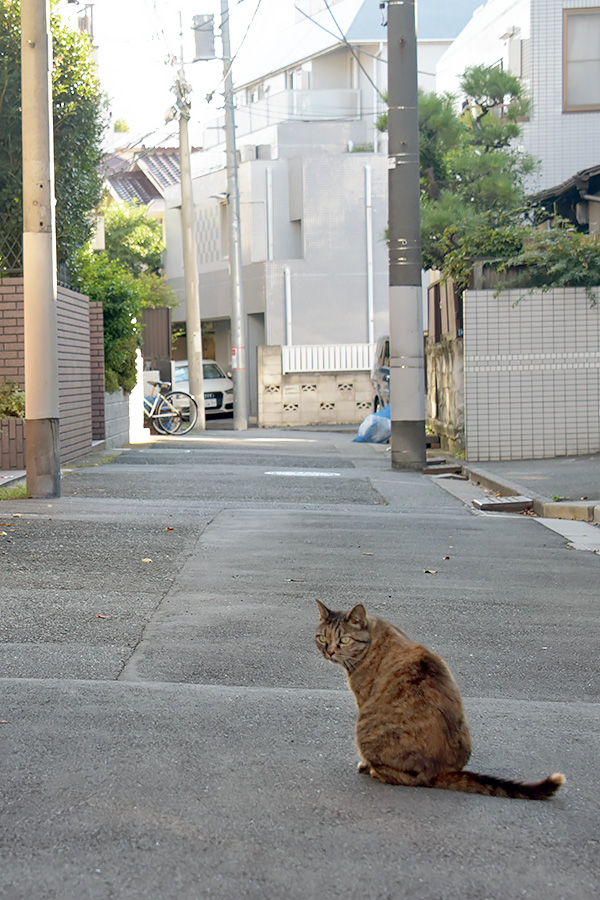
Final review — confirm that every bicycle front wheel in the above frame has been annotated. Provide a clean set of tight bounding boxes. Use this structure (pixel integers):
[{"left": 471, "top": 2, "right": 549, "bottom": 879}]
[{"left": 155, "top": 391, "right": 199, "bottom": 435}]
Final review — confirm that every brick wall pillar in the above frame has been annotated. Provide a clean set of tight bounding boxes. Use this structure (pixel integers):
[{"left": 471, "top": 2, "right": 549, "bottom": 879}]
[{"left": 89, "top": 301, "right": 105, "bottom": 441}]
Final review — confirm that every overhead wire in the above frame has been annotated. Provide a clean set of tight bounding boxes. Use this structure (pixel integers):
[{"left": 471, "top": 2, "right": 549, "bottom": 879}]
[
  {"left": 321, "top": 0, "right": 387, "bottom": 102},
  {"left": 205, "top": 0, "right": 265, "bottom": 105}
]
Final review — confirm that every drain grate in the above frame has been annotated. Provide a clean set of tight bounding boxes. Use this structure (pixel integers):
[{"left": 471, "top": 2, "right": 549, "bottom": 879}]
[{"left": 472, "top": 495, "right": 533, "bottom": 512}]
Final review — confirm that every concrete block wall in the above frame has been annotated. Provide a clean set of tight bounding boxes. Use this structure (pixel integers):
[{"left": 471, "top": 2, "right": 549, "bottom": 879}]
[
  {"left": 257, "top": 345, "right": 372, "bottom": 427},
  {"left": 463, "top": 287, "right": 600, "bottom": 461},
  {"left": 104, "top": 389, "right": 131, "bottom": 449},
  {"left": 425, "top": 338, "right": 465, "bottom": 456}
]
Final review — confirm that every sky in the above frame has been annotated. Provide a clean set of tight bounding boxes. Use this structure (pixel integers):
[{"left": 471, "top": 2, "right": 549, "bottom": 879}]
[{"left": 59, "top": 0, "right": 485, "bottom": 148}]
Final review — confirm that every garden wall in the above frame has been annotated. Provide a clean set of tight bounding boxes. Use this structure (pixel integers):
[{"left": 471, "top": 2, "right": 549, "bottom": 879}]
[
  {"left": 463, "top": 287, "right": 600, "bottom": 460},
  {"left": 0, "top": 278, "right": 104, "bottom": 469},
  {"left": 257, "top": 345, "right": 372, "bottom": 427}
]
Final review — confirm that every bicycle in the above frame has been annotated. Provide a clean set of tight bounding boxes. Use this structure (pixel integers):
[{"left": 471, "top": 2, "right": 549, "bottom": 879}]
[{"left": 143, "top": 380, "right": 199, "bottom": 435}]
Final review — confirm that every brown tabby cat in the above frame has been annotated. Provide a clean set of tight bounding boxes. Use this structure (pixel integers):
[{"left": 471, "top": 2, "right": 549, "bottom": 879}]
[{"left": 315, "top": 601, "right": 565, "bottom": 800}]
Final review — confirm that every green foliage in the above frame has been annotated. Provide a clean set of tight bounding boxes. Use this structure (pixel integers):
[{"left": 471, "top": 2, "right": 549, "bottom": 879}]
[
  {"left": 418, "top": 65, "right": 536, "bottom": 289},
  {"left": 0, "top": 482, "right": 28, "bottom": 500},
  {"left": 0, "top": 379, "right": 25, "bottom": 418},
  {"left": 0, "top": 0, "right": 22, "bottom": 244},
  {"left": 71, "top": 202, "right": 177, "bottom": 393},
  {"left": 113, "top": 118, "right": 129, "bottom": 133},
  {"left": 460, "top": 64, "right": 530, "bottom": 148},
  {"left": 72, "top": 250, "right": 143, "bottom": 393},
  {"left": 103, "top": 201, "right": 177, "bottom": 309},
  {"left": 0, "top": 0, "right": 107, "bottom": 265},
  {"left": 135, "top": 270, "right": 178, "bottom": 309},
  {"left": 104, "top": 201, "right": 164, "bottom": 276},
  {"left": 498, "top": 223, "right": 600, "bottom": 304},
  {"left": 418, "top": 91, "right": 465, "bottom": 200}
]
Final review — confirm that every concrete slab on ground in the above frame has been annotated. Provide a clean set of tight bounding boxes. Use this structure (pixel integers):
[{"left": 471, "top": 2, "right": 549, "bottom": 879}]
[{"left": 1, "top": 678, "right": 596, "bottom": 900}]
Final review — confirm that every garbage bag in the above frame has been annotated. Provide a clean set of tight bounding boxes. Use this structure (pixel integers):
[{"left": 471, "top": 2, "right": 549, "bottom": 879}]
[{"left": 353, "top": 404, "right": 391, "bottom": 443}]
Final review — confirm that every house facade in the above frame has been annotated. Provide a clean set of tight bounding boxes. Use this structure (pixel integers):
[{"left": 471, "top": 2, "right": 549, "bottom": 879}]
[
  {"left": 436, "top": 0, "right": 600, "bottom": 191},
  {"left": 164, "top": 0, "right": 461, "bottom": 420}
]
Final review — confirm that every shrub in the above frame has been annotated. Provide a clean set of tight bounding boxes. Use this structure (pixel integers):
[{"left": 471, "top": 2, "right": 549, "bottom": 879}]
[{"left": 0, "top": 380, "right": 25, "bottom": 418}]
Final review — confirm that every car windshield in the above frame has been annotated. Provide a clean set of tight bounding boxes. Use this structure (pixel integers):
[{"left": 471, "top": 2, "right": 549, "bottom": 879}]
[
  {"left": 203, "top": 363, "right": 225, "bottom": 379},
  {"left": 174, "top": 365, "right": 188, "bottom": 382}
]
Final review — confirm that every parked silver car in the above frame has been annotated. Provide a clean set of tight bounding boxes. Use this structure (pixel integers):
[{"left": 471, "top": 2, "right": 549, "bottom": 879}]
[{"left": 171, "top": 360, "right": 234, "bottom": 416}]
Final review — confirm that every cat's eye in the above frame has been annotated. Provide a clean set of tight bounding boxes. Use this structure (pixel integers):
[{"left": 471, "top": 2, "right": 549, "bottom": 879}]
[
  {"left": 317, "top": 634, "right": 327, "bottom": 643},
  {"left": 340, "top": 636, "right": 351, "bottom": 644}
]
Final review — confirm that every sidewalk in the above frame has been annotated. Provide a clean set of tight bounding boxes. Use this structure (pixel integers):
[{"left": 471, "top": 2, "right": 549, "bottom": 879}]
[{"left": 460, "top": 452, "right": 600, "bottom": 523}]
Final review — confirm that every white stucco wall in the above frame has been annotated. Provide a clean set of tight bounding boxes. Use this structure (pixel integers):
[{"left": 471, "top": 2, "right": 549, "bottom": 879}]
[{"left": 436, "top": 0, "right": 600, "bottom": 191}]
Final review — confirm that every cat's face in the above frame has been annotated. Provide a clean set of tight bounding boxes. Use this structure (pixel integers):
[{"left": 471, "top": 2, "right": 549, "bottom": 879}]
[{"left": 315, "top": 601, "right": 371, "bottom": 670}]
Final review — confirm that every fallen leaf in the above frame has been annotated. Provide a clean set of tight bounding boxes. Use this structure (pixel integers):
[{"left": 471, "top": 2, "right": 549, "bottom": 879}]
[
  {"left": 12, "top": 513, "right": 21, "bottom": 518},
  {"left": 0, "top": 532, "right": 7, "bottom": 536},
  {"left": 287, "top": 578, "right": 305, "bottom": 582},
  {"left": 0, "top": 720, "right": 10, "bottom": 724},
  {"left": 423, "top": 569, "right": 437, "bottom": 574},
  {"left": 362, "top": 552, "right": 374, "bottom": 556},
  {"left": 164, "top": 527, "right": 175, "bottom": 532},
  {"left": 96, "top": 614, "right": 112, "bottom": 619},
  {"left": 142, "top": 558, "right": 152, "bottom": 562},
  {"left": 443, "top": 556, "right": 450, "bottom": 560}
]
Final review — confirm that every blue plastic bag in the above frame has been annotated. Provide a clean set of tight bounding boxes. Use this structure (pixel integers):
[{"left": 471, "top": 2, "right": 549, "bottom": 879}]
[{"left": 353, "top": 404, "right": 391, "bottom": 443}]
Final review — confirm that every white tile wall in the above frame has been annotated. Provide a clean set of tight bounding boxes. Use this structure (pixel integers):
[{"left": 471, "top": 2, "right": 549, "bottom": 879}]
[
  {"left": 436, "top": 0, "right": 600, "bottom": 191},
  {"left": 464, "top": 288, "right": 600, "bottom": 460}
]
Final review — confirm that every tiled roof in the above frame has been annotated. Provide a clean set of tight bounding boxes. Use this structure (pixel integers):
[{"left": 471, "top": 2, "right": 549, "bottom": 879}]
[
  {"left": 137, "top": 151, "right": 181, "bottom": 192},
  {"left": 107, "top": 171, "right": 160, "bottom": 204}
]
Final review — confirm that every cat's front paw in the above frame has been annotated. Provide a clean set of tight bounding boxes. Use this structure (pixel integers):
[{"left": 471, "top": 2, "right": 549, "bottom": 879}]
[{"left": 357, "top": 761, "right": 370, "bottom": 774}]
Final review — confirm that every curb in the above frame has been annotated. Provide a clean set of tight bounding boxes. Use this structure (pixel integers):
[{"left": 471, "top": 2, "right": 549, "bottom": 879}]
[{"left": 463, "top": 463, "right": 600, "bottom": 524}]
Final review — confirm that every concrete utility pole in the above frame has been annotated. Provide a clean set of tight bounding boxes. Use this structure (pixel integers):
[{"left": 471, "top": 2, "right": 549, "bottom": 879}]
[
  {"left": 174, "top": 61, "right": 205, "bottom": 429},
  {"left": 21, "top": 0, "right": 61, "bottom": 497},
  {"left": 220, "top": 0, "right": 248, "bottom": 430},
  {"left": 387, "top": 0, "right": 426, "bottom": 469}
]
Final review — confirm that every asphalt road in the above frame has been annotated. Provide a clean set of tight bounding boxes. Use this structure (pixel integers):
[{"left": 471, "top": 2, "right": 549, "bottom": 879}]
[{"left": 1, "top": 429, "right": 598, "bottom": 900}]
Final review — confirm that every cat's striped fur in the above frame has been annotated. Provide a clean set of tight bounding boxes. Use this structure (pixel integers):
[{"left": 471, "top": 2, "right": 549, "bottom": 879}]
[{"left": 315, "top": 601, "right": 564, "bottom": 800}]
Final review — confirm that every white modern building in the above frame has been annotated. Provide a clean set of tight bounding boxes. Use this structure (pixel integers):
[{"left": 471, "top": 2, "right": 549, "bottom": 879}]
[
  {"left": 164, "top": 0, "right": 478, "bottom": 421},
  {"left": 436, "top": 0, "right": 600, "bottom": 191}
]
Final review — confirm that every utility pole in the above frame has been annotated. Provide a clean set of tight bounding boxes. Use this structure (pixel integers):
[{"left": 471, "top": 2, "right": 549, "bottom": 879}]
[
  {"left": 173, "top": 35, "right": 205, "bottom": 429},
  {"left": 220, "top": 0, "right": 248, "bottom": 430},
  {"left": 387, "top": 0, "right": 426, "bottom": 469},
  {"left": 21, "top": 0, "right": 61, "bottom": 497}
]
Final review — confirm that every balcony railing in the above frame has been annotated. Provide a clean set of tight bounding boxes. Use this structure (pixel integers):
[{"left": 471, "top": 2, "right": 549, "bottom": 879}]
[
  {"left": 282, "top": 343, "right": 374, "bottom": 374},
  {"left": 204, "top": 89, "right": 362, "bottom": 148}
]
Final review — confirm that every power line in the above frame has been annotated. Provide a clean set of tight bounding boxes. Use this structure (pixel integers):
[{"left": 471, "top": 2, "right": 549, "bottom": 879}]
[
  {"left": 205, "top": 0, "right": 265, "bottom": 106},
  {"left": 321, "top": 0, "right": 386, "bottom": 102}
]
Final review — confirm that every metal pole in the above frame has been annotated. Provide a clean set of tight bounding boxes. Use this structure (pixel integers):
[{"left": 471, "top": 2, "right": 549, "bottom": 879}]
[
  {"left": 21, "top": 0, "right": 61, "bottom": 497},
  {"left": 365, "top": 165, "right": 374, "bottom": 345},
  {"left": 387, "top": 0, "right": 426, "bottom": 469},
  {"left": 178, "top": 85, "right": 205, "bottom": 429},
  {"left": 221, "top": 0, "right": 248, "bottom": 430},
  {"left": 284, "top": 267, "right": 292, "bottom": 346}
]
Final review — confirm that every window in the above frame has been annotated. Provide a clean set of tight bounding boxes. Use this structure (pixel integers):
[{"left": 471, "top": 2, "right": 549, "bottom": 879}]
[{"left": 564, "top": 8, "right": 600, "bottom": 111}]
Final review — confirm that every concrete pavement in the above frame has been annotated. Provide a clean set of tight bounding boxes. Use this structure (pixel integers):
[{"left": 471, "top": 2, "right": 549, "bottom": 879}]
[
  {"left": 1, "top": 430, "right": 599, "bottom": 899},
  {"left": 462, "top": 453, "right": 599, "bottom": 523}
]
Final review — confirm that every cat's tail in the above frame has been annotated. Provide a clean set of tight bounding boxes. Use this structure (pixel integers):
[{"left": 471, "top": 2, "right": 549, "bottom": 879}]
[{"left": 432, "top": 770, "right": 565, "bottom": 800}]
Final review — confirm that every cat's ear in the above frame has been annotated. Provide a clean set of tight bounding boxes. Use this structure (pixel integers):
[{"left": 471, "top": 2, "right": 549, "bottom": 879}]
[
  {"left": 347, "top": 604, "right": 367, "bottom": 627},
  {"left": 316, "top": 599, "right": 330, "bottom": 620}
]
